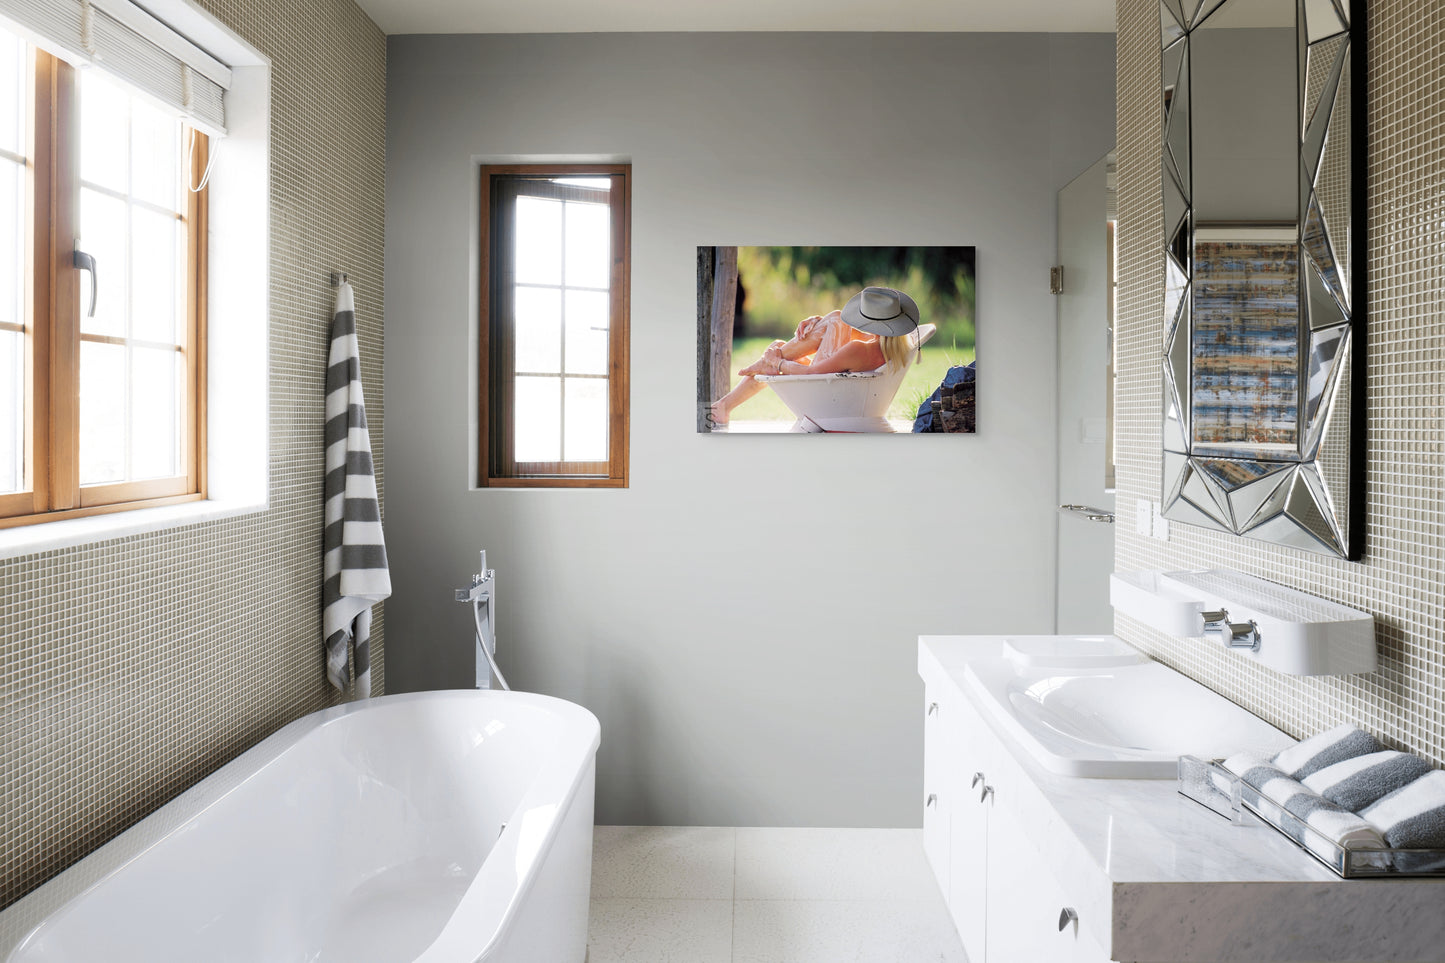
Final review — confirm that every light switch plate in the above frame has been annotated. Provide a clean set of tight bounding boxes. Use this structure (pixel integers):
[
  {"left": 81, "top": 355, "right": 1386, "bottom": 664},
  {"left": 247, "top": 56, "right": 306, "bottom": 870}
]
[
  {"left": 1151, "top": 502, "right": 1170, "bottom": 540},
  {"left": 1135, "top": 499, "right": 1153, "bottom": 536}
]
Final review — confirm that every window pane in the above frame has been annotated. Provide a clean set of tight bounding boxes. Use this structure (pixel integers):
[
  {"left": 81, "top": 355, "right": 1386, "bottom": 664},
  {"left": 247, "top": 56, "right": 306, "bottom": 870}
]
[
  {"left": 79, "top": 188, "right": 128, "bottom": 337},
  {"left": 564, "top": 289, "right": 609, "bottom": 375},
  {"left": 514, "top": 196, "right": 561, "bottom": 286},
  {"left": 0, "top": 160, "right": 20, "bottom": 327},
  {"left": 513, "top": 375, "right": 561, "bottom": 463},
  {"left": 564, "top": 201, "right": 610, "bottom": 289},
  {"left": 131, "top": 101, "right": 180, "bottom": 212},
  {"left": 130, "top": 347, "right": 177, "bottom": 479},
  {"left": 563, "top": 378, "right": 607, "bottom": 463},
  {"left": 80, "top": 341, "right": 126, "bottom": 484},
  {"left": 0, "top": 27, "right": 22, "bottom": 157},
  {"left": 131, "top": 208, "right": 179, "bottom": 344},
  {"left": 0, "top": 330, "right": 20, "bottom": 493},
  {"left": 80, "top": 71, "right": 130, "bottom": 195},
  {"left": 513, "top": 285, "right": 560, "bottom": 374}
]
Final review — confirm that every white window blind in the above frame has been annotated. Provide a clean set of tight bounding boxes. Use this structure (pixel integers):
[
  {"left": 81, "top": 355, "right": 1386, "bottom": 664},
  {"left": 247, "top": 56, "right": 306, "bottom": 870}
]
[{"left": 0, "top": 0, "right": 229, "bottom": 134}]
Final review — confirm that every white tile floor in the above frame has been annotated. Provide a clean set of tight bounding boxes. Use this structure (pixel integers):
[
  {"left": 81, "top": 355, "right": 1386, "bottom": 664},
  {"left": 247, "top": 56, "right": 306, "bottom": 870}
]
[{"left": 587, "top": 827, "right": 968, "bottom": 963}]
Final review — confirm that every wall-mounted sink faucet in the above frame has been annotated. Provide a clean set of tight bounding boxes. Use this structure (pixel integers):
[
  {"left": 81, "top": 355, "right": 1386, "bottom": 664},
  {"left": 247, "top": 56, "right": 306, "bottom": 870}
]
[
  {"left": 1201, "top": 608, "right": 1261, "bottom": 652},
  {"left": 1110, "top": 569, "right": 1374, "bottom": 676}
]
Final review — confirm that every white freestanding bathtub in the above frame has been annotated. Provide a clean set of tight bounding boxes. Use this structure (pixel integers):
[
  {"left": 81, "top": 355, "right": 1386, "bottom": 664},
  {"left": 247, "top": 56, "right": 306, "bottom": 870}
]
[{"left": 0, "top": 690, "right": 600, "bottom": 963}]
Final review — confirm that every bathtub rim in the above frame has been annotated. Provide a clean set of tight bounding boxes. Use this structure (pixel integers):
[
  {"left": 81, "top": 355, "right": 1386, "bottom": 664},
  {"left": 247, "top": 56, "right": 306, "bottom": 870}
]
[{"left": 0, "top": 688, "right": 600, "bottom": 963}]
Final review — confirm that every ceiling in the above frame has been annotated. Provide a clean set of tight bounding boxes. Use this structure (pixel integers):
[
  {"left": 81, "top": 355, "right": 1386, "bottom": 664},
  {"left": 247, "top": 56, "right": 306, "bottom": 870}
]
[{"left": 356, "top": 0, "right": 1116, "bottom": 36}]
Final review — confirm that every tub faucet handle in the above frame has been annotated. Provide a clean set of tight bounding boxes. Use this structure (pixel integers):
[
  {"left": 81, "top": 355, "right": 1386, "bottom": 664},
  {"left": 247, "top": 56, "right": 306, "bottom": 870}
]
[{"left": 1201, "top": 608, "right": 1229, "bottom": 629}]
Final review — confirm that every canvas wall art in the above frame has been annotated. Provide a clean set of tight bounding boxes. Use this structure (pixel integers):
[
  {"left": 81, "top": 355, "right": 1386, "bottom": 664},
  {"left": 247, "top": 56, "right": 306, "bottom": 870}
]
[
  {"left": 1190, "top": 230, "right": 1300, "bottom": 451},
  {"left": 696, "top": 246, "right": 977, "bottom": 434}
]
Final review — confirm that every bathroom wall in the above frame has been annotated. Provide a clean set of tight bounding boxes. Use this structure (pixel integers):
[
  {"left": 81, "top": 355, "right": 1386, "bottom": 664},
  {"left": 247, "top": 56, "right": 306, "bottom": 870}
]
[
  {"left": 0, "top": 0, "right": 386, "bottom": 907},
  {"left": 385, "top": 32, "right": 1117, "bottom": 826},
  {"left": 1114, "top": 0, "right": 1445, "bottom": 759}
]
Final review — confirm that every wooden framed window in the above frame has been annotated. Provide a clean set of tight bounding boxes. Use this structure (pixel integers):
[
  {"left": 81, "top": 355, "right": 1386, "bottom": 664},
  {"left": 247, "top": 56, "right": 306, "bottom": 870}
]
[
  {"left": 479, "top": 164, "right": 629, "bottom": 488},
  {"left": 0, "top": 35, "right": 207, "bottom": 528}
]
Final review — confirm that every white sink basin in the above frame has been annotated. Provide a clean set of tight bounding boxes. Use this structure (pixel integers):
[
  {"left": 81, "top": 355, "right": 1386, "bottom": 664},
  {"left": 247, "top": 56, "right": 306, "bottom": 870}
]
[
  {"left": 964, "top": 656, "right": 1294, "bottom": 778},
  {"left": 1001, "top": 634, "right": 1144, "bottom": 669}
]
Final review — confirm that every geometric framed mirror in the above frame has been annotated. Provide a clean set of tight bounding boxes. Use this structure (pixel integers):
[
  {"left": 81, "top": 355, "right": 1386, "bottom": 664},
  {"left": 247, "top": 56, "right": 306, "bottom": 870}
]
[{"left": 1159, "top": 0, "right": 1365, "bottom": 559}]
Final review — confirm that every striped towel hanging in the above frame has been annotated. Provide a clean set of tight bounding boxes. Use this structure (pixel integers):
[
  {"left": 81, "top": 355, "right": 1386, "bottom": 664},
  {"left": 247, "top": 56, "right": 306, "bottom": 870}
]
[{"left": 323, "top": 281, "right": 391, "bottom": 697}]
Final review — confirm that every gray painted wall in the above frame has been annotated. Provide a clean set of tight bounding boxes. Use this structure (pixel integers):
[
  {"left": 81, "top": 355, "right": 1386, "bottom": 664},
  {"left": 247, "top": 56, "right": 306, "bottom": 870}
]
[{"left": 385, "top": 32, "right": 1115, "bottom": 827}]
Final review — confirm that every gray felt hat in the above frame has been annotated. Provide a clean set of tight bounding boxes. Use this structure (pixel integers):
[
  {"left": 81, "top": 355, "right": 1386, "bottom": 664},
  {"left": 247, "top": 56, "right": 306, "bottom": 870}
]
[{"left": 841, "top": 286, "right": 920, "bottom": 337}]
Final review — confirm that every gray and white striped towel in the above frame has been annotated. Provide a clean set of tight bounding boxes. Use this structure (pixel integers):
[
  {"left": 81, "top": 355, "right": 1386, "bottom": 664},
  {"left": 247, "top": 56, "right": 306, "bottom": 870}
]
[
  {"left": 1302, "top": 750, "right": 1433, "bottom": 813},
  {"left": 1223, "top": 751, "right": 1387, "bottom": 854},
  {"left": 1271, "top": 723, "right": 1383, "bottom": 780},
  {"left": 1361, "top": 770, "right": 1445, "bottom": 849},
  {"left": 323, "top": 281, "right": 390, "bottom": 697}
]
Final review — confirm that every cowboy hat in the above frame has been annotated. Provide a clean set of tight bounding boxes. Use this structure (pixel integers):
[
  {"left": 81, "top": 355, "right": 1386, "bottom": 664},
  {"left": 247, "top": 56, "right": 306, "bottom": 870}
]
[{"left": 841, "top": 286, "right": 920, "bottom": 337}]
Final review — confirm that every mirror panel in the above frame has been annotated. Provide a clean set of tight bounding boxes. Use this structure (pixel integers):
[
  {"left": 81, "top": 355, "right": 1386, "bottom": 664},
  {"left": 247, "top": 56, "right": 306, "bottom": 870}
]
[
  {"left": 1162, "top": 1, "right": 1187, "bottom": 48},
  {"left": 1158, "top": 0, "right": 1362, "bottom": 558}
]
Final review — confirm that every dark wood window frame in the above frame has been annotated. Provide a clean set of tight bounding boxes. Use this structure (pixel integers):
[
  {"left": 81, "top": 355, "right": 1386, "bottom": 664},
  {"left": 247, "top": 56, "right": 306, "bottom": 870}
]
[
  {"left": 0, "top": 50, "right": 208, "bottom": 528},
  {"left": 478, "top": 163, "right": 629, "bottom": 489}
]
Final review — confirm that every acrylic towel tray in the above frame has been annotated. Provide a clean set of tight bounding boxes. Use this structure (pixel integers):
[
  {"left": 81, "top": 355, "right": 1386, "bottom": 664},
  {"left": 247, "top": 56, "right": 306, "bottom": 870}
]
[{"left": 1178, "top": 755, "right": 1445, "bottom": 878}]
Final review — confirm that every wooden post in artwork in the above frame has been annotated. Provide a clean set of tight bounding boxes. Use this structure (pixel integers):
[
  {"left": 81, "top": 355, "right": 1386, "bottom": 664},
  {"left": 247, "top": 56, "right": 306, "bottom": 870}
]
[
  {"left": 708, "top": 246, "right": 738, "bottom": 407},
  {"left": 695, "top": 245, "right": 738, "bottom": 432},
  {"left": 696, "top": 247, "right": 715, "bottom": 432}
]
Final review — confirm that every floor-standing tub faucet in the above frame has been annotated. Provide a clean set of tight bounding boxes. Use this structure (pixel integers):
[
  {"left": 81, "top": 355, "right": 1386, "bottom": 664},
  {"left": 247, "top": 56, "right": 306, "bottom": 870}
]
[{"left": 456, "top": 550, "right": 509, "bottom": 690}]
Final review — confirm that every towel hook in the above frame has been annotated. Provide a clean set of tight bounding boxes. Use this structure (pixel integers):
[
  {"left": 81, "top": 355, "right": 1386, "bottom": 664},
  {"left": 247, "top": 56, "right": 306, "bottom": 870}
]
[{"left": 330, "top": 271, "right": 348, "bottom": 287}]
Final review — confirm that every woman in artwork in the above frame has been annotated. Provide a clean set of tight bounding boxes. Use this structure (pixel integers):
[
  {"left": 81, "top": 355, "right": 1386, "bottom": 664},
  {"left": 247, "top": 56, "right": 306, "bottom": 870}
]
[{"left": 707, "top": 287, "right": 920, "bottom": 427}]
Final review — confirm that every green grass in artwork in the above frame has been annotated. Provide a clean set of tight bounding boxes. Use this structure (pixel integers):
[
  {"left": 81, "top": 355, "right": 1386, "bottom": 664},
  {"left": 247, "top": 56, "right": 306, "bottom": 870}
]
[{"left": 726, "top": 337, "right": 975, "bottom": 426}]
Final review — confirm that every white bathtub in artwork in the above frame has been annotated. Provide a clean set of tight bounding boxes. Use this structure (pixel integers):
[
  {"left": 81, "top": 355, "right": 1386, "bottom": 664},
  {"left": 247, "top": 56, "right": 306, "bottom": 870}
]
[{"left": 0, "top": 689, "right": 600, "bottom": 963}]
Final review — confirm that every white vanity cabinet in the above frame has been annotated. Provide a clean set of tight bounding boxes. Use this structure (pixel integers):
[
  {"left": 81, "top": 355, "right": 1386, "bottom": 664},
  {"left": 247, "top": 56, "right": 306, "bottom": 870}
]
[{"left": 922, "top": 654, "right": 1106, "bottom": 962}]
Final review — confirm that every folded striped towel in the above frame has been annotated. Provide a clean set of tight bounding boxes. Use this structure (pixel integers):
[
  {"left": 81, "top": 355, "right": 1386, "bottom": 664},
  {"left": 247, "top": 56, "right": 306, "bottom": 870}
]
[
  {"left": 322, "top": 282, "right": 391, "bottom": 698},
  {"left": 1278, "top": 790, "right": 1387, "bottom": 853},
  {"left": 1217, "top": 751, "right": 1284, "bottom": 797},
  {"left": 1271, "top": 724, "right": 1384, "bottom": 779},
  {"left": 1224, "top": 752, "right": 1387, "bottom": 853},
  {"left": 1223, "top": 751, "right": 1287, "bottom": 785},
  {"left": 1302, "top": 750, "right": 1433, "bottom": 813},
  {"left": 1361, "top": 770, "right": 1445, "bottom": 849}
]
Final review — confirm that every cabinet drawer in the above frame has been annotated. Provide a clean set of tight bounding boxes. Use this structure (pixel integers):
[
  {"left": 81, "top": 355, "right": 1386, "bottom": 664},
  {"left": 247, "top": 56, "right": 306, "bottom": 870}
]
[{"left": 985, "top": 798, "right": 1107, "bottom": 963}]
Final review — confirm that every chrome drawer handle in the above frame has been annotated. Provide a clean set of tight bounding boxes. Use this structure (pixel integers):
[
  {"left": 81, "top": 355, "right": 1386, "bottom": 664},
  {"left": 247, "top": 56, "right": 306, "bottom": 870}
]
[
  {"left": 927, "top": 701, "right": 939, "bottom": 717},
  {"left": 971, "top": 771, "right": 985, "bottom": 788},
  {"left": 926, "top": 793, "right": 938, "bottom": 808},
  {"left": 979, "top": 784, "right": 994, "bottom": 803},
  {"left": 1059, "top": 906, "right": 1079, "bottom": 932}
]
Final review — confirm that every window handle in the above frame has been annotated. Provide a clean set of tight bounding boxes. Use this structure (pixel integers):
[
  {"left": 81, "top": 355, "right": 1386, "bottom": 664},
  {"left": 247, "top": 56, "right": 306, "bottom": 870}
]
[{"left": 73, "top": 248, "right": 97, "bottom": 318}]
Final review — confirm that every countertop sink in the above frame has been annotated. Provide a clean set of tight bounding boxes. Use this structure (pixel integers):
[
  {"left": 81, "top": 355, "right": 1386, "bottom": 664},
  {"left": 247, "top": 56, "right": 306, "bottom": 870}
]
[
  {"left": 1001, "top": 634, "right": 1145, "bottom": 668},
  {"left": 963, "top": 652, "right": 1294, "bottom": 778}
]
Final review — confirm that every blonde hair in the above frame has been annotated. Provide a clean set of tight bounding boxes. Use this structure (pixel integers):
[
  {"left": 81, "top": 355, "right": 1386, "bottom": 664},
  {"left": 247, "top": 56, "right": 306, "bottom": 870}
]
[{"left": 878, "top": 333, "right": 916, "bottom": 371}]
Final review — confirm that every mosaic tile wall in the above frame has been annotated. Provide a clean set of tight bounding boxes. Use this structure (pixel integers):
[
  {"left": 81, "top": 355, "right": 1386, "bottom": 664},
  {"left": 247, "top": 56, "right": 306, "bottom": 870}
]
[
  {"left": 0, "top": 0, "right": 387, "bottom": 907},
  {"left": 1114, "top": 0, "right": 1445, "bottom": 759}
]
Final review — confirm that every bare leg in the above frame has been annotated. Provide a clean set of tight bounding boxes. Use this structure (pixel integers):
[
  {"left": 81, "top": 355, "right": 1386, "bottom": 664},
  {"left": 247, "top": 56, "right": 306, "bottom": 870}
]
[{"left": 707, "top": 375, "right": 768, "bottom": 425}]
